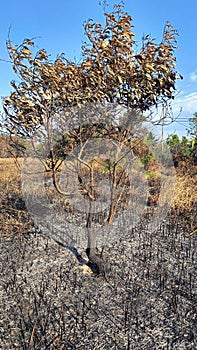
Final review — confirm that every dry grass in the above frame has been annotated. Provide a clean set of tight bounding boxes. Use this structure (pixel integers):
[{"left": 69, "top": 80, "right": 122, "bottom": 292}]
[
  {"left": 0, "top": 158, "right": 32, "bottom": 237},
  {"left": 0, "top": 157, "right": 22, "bottom": 181},
  {"left": 172, "top": 173, "right": 197, "bottom": 212},
  {"left": 0, "top": 158, "right": 196, "bottom": 237}
]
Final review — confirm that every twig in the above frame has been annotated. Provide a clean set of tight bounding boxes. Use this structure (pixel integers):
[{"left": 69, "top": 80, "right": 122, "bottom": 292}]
[{"left": 189, "top": 228, "right": 197, "bottom": 236}]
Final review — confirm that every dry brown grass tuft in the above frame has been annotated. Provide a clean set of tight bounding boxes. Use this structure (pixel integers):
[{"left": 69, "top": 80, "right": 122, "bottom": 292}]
[
  {"left": 169, "top": 166, "right": 197, "bottom": 235},
  {"left": 0, "top": 157, "right": 22, "bottom": 181},
  {"left": 171, "top": 170, "right": 197, "bottom": 213},
  {"left": 0, "top": 158, "right": 32, "bottom": 237}
]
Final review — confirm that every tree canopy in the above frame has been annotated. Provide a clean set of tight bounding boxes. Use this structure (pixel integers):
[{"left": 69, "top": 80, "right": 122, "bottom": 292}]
[{"left": 3, "top": 3, "right": 181, "bottom": 137}]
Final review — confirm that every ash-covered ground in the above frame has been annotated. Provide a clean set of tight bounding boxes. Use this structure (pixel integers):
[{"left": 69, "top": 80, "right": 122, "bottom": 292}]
[{"left": 0, "top": 213, "right": 196, "bottom": 349}]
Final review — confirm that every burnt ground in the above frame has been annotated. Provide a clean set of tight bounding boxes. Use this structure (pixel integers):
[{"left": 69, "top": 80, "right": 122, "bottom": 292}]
[{"left": 0, "top": 211, "right": 196, "bottom": 350}]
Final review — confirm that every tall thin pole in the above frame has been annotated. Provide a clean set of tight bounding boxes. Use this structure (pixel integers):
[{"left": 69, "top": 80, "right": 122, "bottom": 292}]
[{"left": 161, "top": 106, "right": 165, "bottom": 153}]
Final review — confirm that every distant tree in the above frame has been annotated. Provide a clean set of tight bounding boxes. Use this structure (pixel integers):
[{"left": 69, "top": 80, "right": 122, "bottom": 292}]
[
  {"left": 166, "top": 133, "right": 194, "bottom": 167},
  {"left": 0, "top": 134, "right": 9, "bottom": 157},
  {"left": 166, "top": 133, "right": 180, "bottom": 148},
  {"left": 2, "top": 3, "right": 182, "bottom": 274},
  {"left": 187, "top": 112, "right": 197, "bottom": 141},
  {"left": 0, "top": 133, "right": 28, "bottom": 158}
]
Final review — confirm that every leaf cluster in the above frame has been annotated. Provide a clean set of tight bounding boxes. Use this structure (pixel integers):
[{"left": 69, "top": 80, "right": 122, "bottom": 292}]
[{"left": 3, "top": 3, "right": 181, "bottom": 136}]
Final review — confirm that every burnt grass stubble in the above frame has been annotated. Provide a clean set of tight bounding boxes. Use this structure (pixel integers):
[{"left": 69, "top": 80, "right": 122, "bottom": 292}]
[{"left": 0, "top": 175, "right": 196, "bottom": 349}]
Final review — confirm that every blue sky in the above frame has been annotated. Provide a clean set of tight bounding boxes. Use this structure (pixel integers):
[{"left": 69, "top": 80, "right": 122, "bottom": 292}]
[{"left": 0, "top": 0, "right": 197, "bottom": 137}]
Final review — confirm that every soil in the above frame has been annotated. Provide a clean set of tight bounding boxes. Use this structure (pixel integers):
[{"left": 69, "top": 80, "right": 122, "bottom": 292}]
[{"left": 0, "top": 212, "right": 196, "bottom": 349}]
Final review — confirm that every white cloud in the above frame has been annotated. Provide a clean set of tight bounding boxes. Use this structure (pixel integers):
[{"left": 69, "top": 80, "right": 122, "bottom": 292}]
[
  {"left": 163, "top": 92, "right": 197, "bottom": 138},
  {"left": 172, "top": 92, "right": 197, "bottom": 115},
  {"left": 153, "top": 92, "right": 197, "bottom": 139},
  {"left": 189, "top": 71, "right": 197, "bottom": 82},
  {"left": 146, "top": 92, "right": 197, "bottom": 137}
]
